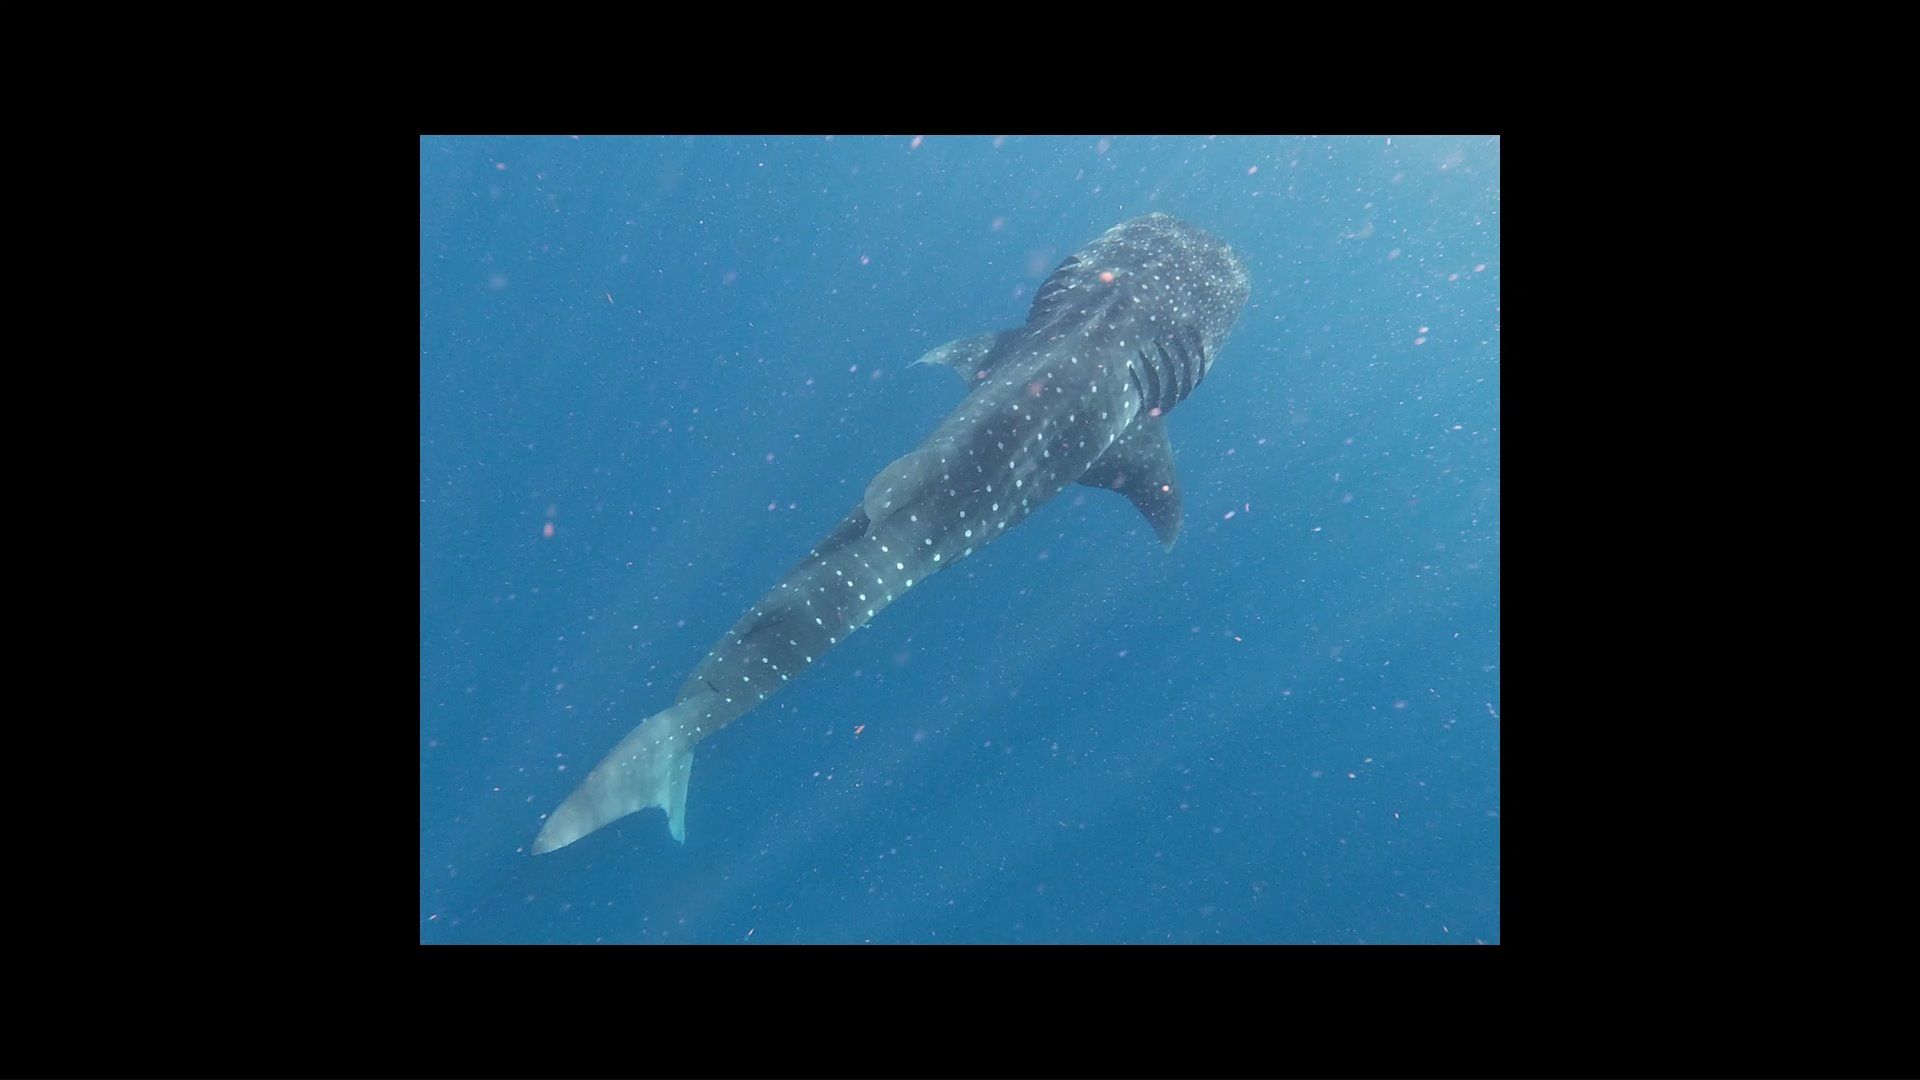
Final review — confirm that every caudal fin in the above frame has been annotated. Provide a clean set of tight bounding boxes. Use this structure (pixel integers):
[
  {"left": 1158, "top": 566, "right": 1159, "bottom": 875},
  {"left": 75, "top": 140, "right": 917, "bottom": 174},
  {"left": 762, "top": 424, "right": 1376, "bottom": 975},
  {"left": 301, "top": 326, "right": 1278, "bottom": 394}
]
[{"left": 531, "top": 692, "right": 712, "bottom": 854}]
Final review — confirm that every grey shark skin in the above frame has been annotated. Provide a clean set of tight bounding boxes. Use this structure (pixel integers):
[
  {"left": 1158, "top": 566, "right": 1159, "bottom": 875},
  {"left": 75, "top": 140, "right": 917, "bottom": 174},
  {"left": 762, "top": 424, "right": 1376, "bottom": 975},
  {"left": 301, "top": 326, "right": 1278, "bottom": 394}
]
[{"left": 532, "top": 213, "right": 1250, "bottom": 854}]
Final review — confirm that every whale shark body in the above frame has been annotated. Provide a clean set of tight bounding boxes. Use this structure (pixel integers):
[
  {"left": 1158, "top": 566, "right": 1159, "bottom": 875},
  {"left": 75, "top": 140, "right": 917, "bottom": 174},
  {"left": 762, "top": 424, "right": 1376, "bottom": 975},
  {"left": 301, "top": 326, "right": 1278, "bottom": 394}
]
[{"left": 532, "top": 213, "right": 1250, "bottom": 854}]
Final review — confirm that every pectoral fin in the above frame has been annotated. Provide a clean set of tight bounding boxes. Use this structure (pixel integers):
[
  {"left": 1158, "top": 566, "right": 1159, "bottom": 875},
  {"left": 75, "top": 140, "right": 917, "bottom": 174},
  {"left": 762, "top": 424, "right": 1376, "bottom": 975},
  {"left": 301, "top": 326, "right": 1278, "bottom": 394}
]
[
  {"left": 1079, "top": 416, "right": 1182, "bottom": 549},
  {"left": 910, "top": 330, "right": 1019, "bottom": 385}
]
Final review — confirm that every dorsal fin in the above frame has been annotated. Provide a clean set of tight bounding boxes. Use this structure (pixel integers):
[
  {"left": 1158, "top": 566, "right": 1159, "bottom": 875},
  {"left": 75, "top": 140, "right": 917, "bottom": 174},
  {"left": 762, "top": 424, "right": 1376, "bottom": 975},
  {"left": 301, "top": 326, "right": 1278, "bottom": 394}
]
[
  {"left": 1078, "top": 416, "right": 1182, "bottom": 549},
  {"left": 910, "top": 330, "right": 1019, "bottom": 385},
  {"left": 862, "top": 447, "right": 943, "bottom": 527}
]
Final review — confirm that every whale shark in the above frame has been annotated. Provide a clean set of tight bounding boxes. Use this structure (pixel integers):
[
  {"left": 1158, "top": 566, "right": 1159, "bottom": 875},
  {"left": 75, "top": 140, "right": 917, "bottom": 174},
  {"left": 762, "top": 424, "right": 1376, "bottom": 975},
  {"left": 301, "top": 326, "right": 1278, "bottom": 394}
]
[{"left": 532, "top": 212, "right": 1250, "bottom": 854}]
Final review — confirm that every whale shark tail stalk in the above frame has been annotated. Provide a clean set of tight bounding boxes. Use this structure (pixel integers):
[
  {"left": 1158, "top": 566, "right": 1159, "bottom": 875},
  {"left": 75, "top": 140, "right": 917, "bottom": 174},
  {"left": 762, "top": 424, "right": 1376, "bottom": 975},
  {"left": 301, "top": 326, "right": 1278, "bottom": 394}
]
[{"left": 532, "top": 690, "right": 726, "bottom": 853}]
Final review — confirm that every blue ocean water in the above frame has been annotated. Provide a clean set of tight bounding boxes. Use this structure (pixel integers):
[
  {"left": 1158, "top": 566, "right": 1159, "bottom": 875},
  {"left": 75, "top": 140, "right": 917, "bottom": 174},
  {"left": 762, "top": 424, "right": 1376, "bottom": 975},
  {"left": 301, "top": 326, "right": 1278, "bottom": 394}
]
[{"left": 419, "top": 134, "right": 1499, "bottom": 944}]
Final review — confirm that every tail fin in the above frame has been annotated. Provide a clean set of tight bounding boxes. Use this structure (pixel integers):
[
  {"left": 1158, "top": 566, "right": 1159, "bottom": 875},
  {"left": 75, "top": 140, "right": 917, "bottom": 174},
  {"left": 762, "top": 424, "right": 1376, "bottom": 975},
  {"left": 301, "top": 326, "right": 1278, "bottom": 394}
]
[{"left": 531, "top": 692, "right": 714, "bottom": 854}]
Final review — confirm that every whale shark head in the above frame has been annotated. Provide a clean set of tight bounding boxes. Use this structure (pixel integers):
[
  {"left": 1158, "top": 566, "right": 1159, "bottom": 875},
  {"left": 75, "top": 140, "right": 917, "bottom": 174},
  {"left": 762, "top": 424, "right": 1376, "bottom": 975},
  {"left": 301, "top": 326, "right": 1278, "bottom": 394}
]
[{"left": 1031, "top": 213, "right": 1248, "bottom": 357}]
